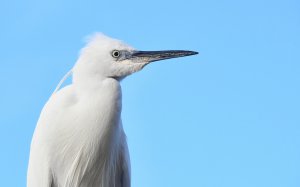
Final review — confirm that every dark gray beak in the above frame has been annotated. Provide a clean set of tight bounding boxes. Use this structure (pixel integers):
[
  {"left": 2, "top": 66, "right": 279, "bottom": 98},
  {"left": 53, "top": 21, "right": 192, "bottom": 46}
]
[{"left": 130, "top": 50, "right": 198, "bottom": 63}]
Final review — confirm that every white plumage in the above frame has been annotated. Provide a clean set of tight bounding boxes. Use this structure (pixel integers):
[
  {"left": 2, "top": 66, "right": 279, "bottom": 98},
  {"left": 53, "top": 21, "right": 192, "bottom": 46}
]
[{"left": 27, "top": 33, "right": 197, "bottom": 187}]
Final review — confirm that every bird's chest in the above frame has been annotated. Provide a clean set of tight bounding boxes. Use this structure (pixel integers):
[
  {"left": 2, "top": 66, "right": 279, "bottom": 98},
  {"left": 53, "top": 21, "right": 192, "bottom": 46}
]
[
  {"left": 49, "top": 84, "right": 124, "bottom": 186},
  {"left": 71, "top": 85, "right": 122, "bottom": 145}
]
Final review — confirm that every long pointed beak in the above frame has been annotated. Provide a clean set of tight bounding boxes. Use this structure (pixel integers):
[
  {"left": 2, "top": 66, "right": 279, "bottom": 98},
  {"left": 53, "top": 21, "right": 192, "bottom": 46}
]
[{"left": 130, "top": 50, "right": 198, "bottom": 63}]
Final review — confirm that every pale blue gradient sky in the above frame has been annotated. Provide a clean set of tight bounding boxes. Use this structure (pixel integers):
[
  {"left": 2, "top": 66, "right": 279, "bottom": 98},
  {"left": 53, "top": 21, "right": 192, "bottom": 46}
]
[{"left": 1, "top": 0, "right": 300, "bottom": 186}]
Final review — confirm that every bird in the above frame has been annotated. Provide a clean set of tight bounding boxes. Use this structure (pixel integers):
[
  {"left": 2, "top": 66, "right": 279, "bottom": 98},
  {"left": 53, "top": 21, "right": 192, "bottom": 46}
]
[{"left": 27, "top": 33, "right": 198, "bottom": 187}]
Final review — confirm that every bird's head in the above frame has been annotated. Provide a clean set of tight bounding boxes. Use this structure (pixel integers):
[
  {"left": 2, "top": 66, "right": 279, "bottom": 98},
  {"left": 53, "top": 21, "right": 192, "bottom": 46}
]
[{"left": 73, "top": 33, "right": 198, "bottom": 85}]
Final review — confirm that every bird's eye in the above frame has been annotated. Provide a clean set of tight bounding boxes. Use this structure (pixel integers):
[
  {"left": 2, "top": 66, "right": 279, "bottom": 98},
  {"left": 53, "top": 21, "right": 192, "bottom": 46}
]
[{"left": 112, "top": 50, "right": 120, "bottom": 58}]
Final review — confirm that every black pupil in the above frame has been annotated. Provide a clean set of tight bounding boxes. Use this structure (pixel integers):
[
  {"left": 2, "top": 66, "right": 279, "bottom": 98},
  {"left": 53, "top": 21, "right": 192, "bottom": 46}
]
[{"left": 113, "top": 51, "right": 119, "bottom": 57}]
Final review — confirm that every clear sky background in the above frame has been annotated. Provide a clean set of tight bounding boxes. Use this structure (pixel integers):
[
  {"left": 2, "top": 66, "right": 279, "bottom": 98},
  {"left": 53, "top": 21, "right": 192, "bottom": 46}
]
[{"left": 0, "top": 0, "right": 299, "bottom": 186}]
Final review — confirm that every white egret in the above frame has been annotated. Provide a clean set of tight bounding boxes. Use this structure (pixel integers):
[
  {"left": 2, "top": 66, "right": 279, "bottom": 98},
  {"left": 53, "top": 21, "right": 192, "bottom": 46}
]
[{"left": 27, "top": 33, "right": 198, "bottom": 187}]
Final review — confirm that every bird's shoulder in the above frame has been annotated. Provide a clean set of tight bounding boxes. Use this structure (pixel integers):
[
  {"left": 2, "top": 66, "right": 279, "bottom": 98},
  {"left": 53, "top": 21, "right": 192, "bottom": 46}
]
[{"left": 40, "top": 85, "right": 77, "bottom": 117}]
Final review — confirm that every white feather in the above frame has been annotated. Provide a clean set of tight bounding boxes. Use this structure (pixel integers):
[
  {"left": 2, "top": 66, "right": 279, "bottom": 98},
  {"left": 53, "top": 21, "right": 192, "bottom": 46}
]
[
  {"left": 28, "top": 33, "right": 134, "bottom": 187},
  {"left": 27, "top": 32, "right": 196, "bottom": 187}
]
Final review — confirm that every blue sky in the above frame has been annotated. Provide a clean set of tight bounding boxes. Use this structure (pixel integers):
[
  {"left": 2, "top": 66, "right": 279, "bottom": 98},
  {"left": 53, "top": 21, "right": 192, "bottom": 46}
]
[{"left": 1, "top": 0, "right": 299, "bottom": 186}]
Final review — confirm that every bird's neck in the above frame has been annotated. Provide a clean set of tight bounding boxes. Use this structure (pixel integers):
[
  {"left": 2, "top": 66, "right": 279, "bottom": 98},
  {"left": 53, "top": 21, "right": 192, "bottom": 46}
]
[
  {"left": 72, "top": 72, "right": 104, "bottom": 89},
  {"left": 73, "top": 76, "right": 122, "bottom": 99}
]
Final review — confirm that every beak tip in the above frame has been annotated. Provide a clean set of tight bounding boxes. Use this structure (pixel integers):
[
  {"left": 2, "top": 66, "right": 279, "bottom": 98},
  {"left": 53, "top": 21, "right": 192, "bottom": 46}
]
[
  {"left": 185, "top": 50, "right": 198, "bottom": 56},
  {"left": 191, "top": 51, "right": 199, "bottom": 55}
]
